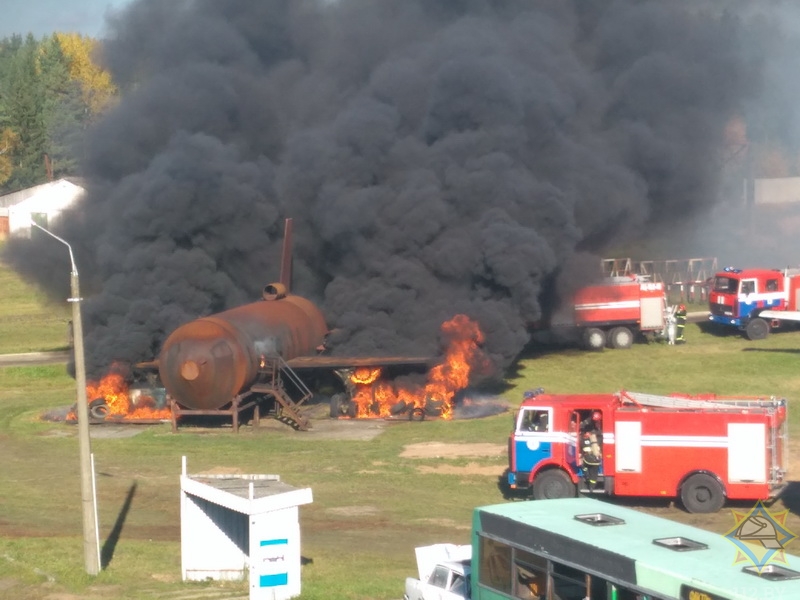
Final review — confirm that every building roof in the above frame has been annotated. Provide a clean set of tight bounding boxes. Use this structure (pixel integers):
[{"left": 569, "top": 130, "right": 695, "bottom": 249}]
[
  {"left": 181, "top": 472, "right": 313, "bottom": 516},
  {"left": 0, "top": 178, "right": 85, "bottom": 209}
]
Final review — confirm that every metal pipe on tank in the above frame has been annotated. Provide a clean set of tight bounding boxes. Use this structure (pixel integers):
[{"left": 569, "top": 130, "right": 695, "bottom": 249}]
[{"left": 158, "top": 288, "right": 328, "bottom": 410}]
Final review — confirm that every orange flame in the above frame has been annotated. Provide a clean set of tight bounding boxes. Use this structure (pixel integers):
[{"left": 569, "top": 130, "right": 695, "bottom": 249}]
[
  {"left": 346, "top": 314, "right": 488, "bottom": 420},
  {"left": 68, "top": 364, "right": 171, "bottom": 421}
]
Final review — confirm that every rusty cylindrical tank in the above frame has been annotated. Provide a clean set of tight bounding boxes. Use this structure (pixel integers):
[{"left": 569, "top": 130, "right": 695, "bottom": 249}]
[{"left": 158, "top": 283, "right": 328, "bottom": 410}]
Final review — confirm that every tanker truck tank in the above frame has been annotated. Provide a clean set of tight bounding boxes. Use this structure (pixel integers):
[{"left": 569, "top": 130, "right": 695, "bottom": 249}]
[{"left": 158, "top": 283, "right": 328, "bottom": 410}]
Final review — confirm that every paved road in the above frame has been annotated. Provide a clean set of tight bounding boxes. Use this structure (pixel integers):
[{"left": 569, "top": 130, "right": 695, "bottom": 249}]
[{"left": 0, "top": 350, "right": 71, "bottom": 367}]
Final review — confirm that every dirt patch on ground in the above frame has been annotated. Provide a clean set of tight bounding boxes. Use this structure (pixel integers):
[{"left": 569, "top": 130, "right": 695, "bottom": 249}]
[
  {"left": 400, "top": 442, "right": 506, "bottom": 476},
  {"left": 415, "top": 517, "right": 472, "bottom": 531},
  {"left": 400, "top": 441, "right": 505, "bottom": 459},
  {"left": 416, "top": 461, "right": 505, "bottom": 476},
  {"left": 326, "top": 505, "right": 381, "bottom": 517}
]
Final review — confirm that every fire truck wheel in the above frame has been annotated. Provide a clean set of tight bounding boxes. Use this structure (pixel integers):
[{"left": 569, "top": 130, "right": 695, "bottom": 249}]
[
  {"left": 582, "top": 328, "right": 606, "bottom": 351},
  {"left": 680, "top": 473, "right": 725, "bottom": 513},
  {"left": 608, "top": 327, "right": 634, "bottom": 349},
  {"left": 745, "top": 317, "right": 770, "bottom": 341},
  {"left": 532, "top": 470, "right": 576, "bottom": 500}
]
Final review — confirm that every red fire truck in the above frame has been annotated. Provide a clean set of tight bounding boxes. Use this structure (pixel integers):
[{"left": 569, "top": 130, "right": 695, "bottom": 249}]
[
  {"left": 567, "top": 277, "right": 669, "bottom": 350},
  {"left": 505, "top": 389, "right": 787, "bottom": 513},
  {"left": 708, "top": 266, "right": 800, "bottom": 339}
]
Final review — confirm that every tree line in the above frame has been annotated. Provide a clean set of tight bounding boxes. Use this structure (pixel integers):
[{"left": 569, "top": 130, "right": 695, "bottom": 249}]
[{"left": 0, "top": 33, "right": 116, "bottom": 194}]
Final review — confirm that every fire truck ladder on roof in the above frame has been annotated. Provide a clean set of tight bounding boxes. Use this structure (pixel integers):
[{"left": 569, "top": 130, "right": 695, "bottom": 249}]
[{"left": 618, "top": 390, "right": 785, "bottom": 412}]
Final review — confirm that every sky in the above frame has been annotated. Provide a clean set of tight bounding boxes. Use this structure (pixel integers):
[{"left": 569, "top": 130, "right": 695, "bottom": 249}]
[{"left": 1, "top": 0, "right": 132, "bottom": 39}]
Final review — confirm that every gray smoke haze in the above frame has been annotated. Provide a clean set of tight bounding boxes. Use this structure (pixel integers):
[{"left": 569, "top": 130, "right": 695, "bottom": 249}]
[{"left": 4, "top": 0, "right": 797, "bottom": 377}]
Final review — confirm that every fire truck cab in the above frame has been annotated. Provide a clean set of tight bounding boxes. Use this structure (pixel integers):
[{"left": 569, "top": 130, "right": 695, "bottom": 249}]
[
  {"left": 708, "top": 266, "right": 800, "bottom": 339},
  {"left": 506, "top": 389, "right": 787, "bottom": 513}
]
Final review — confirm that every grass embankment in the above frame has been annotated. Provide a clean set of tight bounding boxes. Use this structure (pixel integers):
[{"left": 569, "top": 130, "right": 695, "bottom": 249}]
[{"left": 2, "top": 258, "right": 800, "bottom": 599}]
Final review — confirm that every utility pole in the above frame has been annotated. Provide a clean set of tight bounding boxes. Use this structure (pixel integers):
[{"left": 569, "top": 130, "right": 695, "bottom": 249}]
[{"left": 30, "top": 221, "right": 100, "bottom": 575}]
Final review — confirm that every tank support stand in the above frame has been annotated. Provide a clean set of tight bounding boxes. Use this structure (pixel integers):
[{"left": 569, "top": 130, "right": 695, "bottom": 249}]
[{"left": 169, "top": 395, "right": 261, "bottom": 433}]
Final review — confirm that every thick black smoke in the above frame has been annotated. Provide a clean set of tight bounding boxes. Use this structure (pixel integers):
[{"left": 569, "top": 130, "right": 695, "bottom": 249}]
[{"left": 3, "top": 0, "right": 792, "bottom": 376}]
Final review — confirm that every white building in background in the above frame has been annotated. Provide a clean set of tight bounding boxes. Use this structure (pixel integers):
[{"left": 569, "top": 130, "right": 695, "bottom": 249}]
[{"left": 0, "top": 178, "right": 86, "bottom": 238}]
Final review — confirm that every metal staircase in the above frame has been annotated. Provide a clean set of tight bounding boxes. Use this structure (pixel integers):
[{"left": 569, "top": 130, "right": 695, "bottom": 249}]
[{"left": 250, "top": 356, "right": 313, "bottom": 430}]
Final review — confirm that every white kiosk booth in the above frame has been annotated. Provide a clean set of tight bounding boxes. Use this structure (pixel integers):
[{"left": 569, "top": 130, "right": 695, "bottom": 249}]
[{"left": 179, "top": 457, "right": 313, "bottom": 600}]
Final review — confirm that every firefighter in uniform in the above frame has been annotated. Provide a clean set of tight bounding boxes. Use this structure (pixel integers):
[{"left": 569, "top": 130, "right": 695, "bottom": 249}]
[
  {"left": 580, "top": 412, "right": 603, "bottom": 491},
  {"left": 675, "top": 304, "right": 687, "bottom": 343}
]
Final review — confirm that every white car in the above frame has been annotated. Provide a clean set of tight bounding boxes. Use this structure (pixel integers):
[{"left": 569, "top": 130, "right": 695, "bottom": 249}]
[{"left": 404, "top": 544, "right": 471, "bottom": 600}]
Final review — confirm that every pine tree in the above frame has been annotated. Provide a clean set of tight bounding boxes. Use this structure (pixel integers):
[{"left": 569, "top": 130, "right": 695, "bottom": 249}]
[
  {"left": 2, "top": 34, "right": 47, "bottom": 191},
  {"left": 39, "top": 35, "right": 85, "bottom": 178}
]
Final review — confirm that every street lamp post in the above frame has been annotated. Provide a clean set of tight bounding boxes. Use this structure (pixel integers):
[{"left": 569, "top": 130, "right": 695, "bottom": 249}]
[{"left": 30, "top": 221, "right": 100, "bottom": 575}]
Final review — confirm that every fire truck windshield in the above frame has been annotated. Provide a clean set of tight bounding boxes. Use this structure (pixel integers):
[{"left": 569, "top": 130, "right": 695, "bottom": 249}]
[{"left": 713, "top": 276, "right": 737, "bottom": 293}]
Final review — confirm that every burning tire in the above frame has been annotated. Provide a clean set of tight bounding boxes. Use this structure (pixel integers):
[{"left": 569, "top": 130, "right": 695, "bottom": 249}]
[
  {"left": 582, "top": 328, "right": 606, "bottom": 351},
  {"left": 608, "top": 326, "right": 633, "bottom": 349},
  {"left": 390, "top": 400, "right": 409, "bottom": 416},
  {"left": 89, "top": 398, "right": 109, "bottom": 420},
  {"left": 425, "top": 399, "right": 444, "bottom": 417},
  {"left": 745, "top": 317, "right": 770, "bottom": 341},
  {"left": 680, "top": 473, "right": 725, "bottom": 513},
  {"left": 409, "top": 407, "right": 426, "bottom": 421},
  {"left": 330, "top": 393, "right": 351, "bottom": 418}
]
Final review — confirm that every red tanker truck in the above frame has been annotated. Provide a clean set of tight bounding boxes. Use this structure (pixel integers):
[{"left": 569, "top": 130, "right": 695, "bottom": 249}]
[{"left": 544, "top": 277, "right": 670, "bottom": 351}]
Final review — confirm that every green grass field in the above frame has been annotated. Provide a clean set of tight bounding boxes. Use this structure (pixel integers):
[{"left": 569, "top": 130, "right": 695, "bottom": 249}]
[
  {"left": 0, "top": 261, "right": 71, "bottom": 354},
  {"left": 2, "top": 260, "right": 800, "bottom": 599}
]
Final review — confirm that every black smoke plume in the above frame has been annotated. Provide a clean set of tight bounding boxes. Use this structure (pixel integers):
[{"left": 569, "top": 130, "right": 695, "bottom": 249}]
[{"left": 3, "top": 0, "right": 794, "bottom": 377}]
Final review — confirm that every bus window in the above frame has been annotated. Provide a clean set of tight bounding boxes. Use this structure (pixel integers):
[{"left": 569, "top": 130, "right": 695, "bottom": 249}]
[
  {"left": 514, "top": 565, "right": 545, "bottom": 599},
  {"left": 589, "top": 575, "right": 610, "bottom": 599},
  {"left": 479, "top": 536, "right": 512, "bottom": 594},
  {"left": 613, "top": 585, "right": 653, "bottom": 599},
  {"left": 514, "top": 549, "right": 547, "bottom": 599},
  {"left": 551, "top": 562, "right": 587, "bottom": 599}
]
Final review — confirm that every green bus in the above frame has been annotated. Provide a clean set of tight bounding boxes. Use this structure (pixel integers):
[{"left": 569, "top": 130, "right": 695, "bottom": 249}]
[{"left": 472, "top": 497, "right": 800, "bottom": 600}]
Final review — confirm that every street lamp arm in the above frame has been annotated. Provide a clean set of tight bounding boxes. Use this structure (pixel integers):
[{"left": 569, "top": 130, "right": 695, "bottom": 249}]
[
  {"left": 31, "top": 220, "right": 78, "bottom": 275},
  {"left": 29, "top": 221, "right": 78, "bottom": 275}
]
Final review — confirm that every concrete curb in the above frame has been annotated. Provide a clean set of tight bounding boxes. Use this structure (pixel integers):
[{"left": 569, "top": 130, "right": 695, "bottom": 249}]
[{"left": 0, "top": 351, "right": 71, "bottom": 366}]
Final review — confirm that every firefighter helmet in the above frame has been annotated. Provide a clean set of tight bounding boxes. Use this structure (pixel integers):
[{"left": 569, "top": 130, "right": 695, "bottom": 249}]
[
  {"left": 592, "top": 411, "right": 602, "bottom": 421},
  {"left": 678, "top": 304, "right": 686, "bottom": 311}
]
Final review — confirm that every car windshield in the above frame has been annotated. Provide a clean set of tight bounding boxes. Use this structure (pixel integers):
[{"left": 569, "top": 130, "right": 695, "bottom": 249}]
[{"left": 713, "top": 276, "right": 737, "bottom": 293}]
